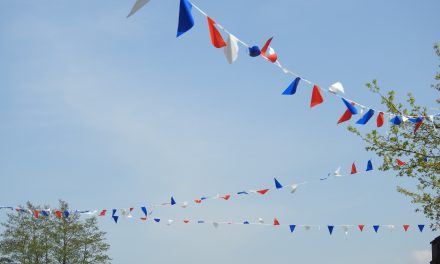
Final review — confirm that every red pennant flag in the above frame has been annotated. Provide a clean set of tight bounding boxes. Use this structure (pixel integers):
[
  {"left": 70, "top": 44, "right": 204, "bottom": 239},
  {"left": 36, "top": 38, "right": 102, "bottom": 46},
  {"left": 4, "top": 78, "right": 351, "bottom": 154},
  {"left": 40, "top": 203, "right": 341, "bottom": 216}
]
[
  {"left": 377, "top": 112, "right": 384, "bottom": 127},
  {"left": 358, "top": 224, "right": 365, "bottom": 232},
  {"left": 34, "top": 210, "right": 39, "bottom": 219},
  {"left": 310, "top": 85, "right": 324, "bottom": 108},
  {"left": 260, "top": 37, "right": 278, "bottom": 63},
  {"left": 194, "top": 199, "right": 202, "bottom": 204},
  {"left": 273, "top": 218, "right": 280, "bottom": 226},
  {"left": 99, "top": 210, "right": 107, "bottom": 216},
  {"left": 403, "top": 224, "right": 410, "bottom": 232},
  {"left": 183, "top": 220, "right": 190, "bottom": 224},
  {"left": 222, "top": 194, "right": 231, "bottom": 200},
  {"left": 55, "top": 210, "right": 62, "bottom": 218},
  {"left": 207, "top": 17, "right": 226, "bottom": 48},
  {"left": 140, "top": 217, "right": 147, "bottom": 221},
  {"left": 351, "top": 162, "right": 357, "bottom": 174},
  {"left": 396, "top": 159, "right": 406, "bottom": 166},
  {"left": 337, "top": 109, "right": 353, "bottom": 124},
  {"left": 257, "top": 189, "right": 269, "bottom": 195},
  {"left": 414, "top": 119, "right": 423, "bottom": 134}
]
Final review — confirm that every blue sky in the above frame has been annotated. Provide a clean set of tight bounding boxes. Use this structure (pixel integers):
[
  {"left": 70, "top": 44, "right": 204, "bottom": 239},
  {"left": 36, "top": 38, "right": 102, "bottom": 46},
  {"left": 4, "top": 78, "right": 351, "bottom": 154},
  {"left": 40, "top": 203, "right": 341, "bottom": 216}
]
[{"left": 0, "top": 0, "right": 439, "bottom": 263}]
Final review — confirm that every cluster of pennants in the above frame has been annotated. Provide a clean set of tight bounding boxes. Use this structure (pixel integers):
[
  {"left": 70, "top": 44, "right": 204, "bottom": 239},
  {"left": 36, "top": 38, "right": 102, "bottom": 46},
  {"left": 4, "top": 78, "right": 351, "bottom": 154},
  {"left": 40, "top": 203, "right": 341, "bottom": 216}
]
[
  {"left": 126, "top": 0, "right": 439, "bottom": 134},
  {"left": 0, "top": 159, "right": 376, "bottom": 223}
]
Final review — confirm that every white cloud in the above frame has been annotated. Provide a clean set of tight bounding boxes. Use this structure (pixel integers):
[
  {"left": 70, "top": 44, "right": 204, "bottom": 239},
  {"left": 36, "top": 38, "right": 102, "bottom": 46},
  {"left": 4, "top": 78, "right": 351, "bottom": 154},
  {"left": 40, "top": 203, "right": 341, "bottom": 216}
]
[{"left": 411, "top": 250, "right": 431, "bottom": 264}]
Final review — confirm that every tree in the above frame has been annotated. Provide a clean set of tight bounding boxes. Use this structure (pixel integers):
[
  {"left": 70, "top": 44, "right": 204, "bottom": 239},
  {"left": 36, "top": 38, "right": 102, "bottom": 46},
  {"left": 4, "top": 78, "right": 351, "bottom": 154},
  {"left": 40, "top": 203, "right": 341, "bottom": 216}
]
[
  {"left": 348, "top": 43, "right": 440, "bottom": 230},
  {"left": 0, "top": 201, "right": 111, "bottom": 264}
]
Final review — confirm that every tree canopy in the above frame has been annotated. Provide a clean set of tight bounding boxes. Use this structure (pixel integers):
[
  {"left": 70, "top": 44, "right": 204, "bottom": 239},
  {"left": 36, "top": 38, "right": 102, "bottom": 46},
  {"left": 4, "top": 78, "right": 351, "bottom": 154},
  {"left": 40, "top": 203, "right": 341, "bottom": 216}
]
[
  {"left": 0, "top": 201, "right": 110, "bottom": 264},
  {"left": 348, "top": 43, "right": 440, "bottom": 230}
]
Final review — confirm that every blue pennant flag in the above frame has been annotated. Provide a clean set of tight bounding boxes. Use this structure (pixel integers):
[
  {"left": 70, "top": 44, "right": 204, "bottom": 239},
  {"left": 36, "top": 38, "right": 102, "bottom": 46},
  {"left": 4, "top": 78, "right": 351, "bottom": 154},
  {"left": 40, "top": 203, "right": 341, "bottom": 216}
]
[
  {"left": 176, "top": 0, "right": 194, "bottom": 37},
  {"left": 341, "top": 98, "right": 358, "bottom": 115},
  {"left": 289, "top": 225, "right": 296, "bottom": 233},
  {"left": 282, "top": 77, "right": 301, "bottom": 95},
  {"left": 171, "top": 196, "right": 176, "bottom": 205},
  {"left": 356, "top": 109, "right": 375, "bottom": 125},
  {"left": 141, "top": 206, "right": 148, "bottom": 217},
  {"left": 328, "top": 225, "right": 334, "bottom": 235},
  {"left": 390, "top": 116, "right": 403, "bottom": 125},
  {"left": 274, "top": 178, "right": 283, "bottom": 189},
  {"left": 64, "top": 211, "right": 70, "bottom": 218},
  {"left": 200, "top": 197, "right": 208, "bottom": 200},
  {"left": 243, "top": 221, "right": 250, "bottom": 224},
  {"left": 418, "top": 224, "right": 425, "bottom": 232},
  {"left": 112, "top": 216, "right": 119, "bottom": 223},
  {"left": 248, "top": 46, "right": 261, "bottom": 57},
  {"left": 373, "top": 225, "right": 380, "bottom": 233},
  {"left": 409, "top": 116, "right": 423, "bottom": 123},
  {"left": 366, "top": 160, "right": 373, "bottom": 171},
  {"left": 42, "top": 210, "right": 49, "bottom": 217},
  {"left": 237, "top": 191, "right": 248, "bottom": 195},
  {"left": 154, "top": 218, "right": 161, "bottom": 223},
  {"left": 197, "top": 220, "right": 205, "bottom": 224}
]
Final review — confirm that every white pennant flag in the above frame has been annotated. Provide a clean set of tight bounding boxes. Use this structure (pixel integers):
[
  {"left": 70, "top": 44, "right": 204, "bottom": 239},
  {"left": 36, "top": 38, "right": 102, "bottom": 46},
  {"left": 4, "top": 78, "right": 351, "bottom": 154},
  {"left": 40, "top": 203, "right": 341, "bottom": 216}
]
[
  {"left": 258, "top": 218, "right": 264, "bottom": 224},
  {"left": 333, "top": 167, "right": 342, "bottom": 177},
  {"left": 212, "top": 222, "right": 219, "bottom": 228},
  {"left": 127, "top": 0, "right": 151, "bottom": 18},
  {"left": 181, "top": 201, "right": 189, "bottom": 208},
  {"left": 328, "top": 82, "right": 345, "bottom": 94},
  {"left": 223, "top": 34, "right": 239, "bottom": 64},
  {"left": 290, "top": 184, "right": 298, "bottom": 194}
]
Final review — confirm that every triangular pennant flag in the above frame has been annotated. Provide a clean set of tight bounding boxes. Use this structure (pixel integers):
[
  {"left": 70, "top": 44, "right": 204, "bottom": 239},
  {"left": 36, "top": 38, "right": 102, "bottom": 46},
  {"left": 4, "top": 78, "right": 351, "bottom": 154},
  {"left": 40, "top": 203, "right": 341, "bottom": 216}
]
[
  {"left": 42, "top": 210, "right": 49, "bottom": 217},
  {"left": 112, "top": 216, "right": 119, "bottom": 223},
  {"left": 274, "top": 178, "right": 283, "bottom": 189},
  {"left": 366, "top": 160, "right": 373, "bottom": 171},
  {"left": 141, "top": 207, "right": 148, "bottom": 217},
  {"left": 183, "top": 220, "right": 190, "bottom": 224},
  {"left": 243, "top": 221, "right": 250, "bottom": 224},
  {"left": 396, "top": 159, "right": 406, "bottom": 166},
  {"left": 341, "top": 98, "right": 358, "bottom": 115},
  {"left": 154, "top": 218, "right": 161, "bottom": 223},
  {"left": 403, "top": 224, "right": 410, "bottom": 232},
  {"left": 221, "top": 194, "right": 231, "bottom": 200},
  {"left": 34, "top": 210, "right": 39, "bottom": 219},
  {"left": 248, "top": 46, "right": 261, "bottom": 57},
  {"left": 328, "top": 82, "right": 345, "bottom": 94},
  {"left": 328, "top": 225, "right": 334, "bottom": 235},
  {"left": 409, "top": 116, "right": 423, "bottom": 123},
  {"left": 176, "top": 0, "right": 194, "bottom": 37},
  {"left": 257, "top": 189, "right": 269, "bottom": 195},
  {"left": 351, "top": 162, "right": 358, "bottom": 174},
  {"left": 99, "top": 210, "right": 107, "bottom": 216},
  {"left": 290, "top": 184, "right": 298, "bottom": 194},
  {"left": 224, "top": 34, "right": 239, "bottom": 64},
  {"left": 356, "top": 109, "right": 375, "bottom": 125},
  {"left": 289, "top": 225, "right": 296, "bottom": 233},
  {"left": 337, "top": 108, "right": 353, "bottom": 124},
  {"left": 310, "top": 85, "right": 324, "bottom": 108},
  {"left": 373, "top": 225, "right": 380, "bottom": 233},
  {"left": 64, "top": 211, "right": 69, "bottom": 218},
  {"left": 127, "top": 0, "right": 151, "bottom": 18},
  {"left": 414, "top": 119, "right": 423, "bottom": 134},
  {"left": 358, "top": 224, "right": 365, "bottom": 232},
  {"left": 282, "top": 77, "right": 301, "bottom": 95},
  {"left": 171, "top": 196, "right": 176, "bottom": 205},
  {"left": 377, "top": 112, "right": 384, "bottom": 127},
  {"left": 194, "top": 199, "right": 202, "bottom": 203},
  {"left": 212, "top": 222, "right": 219, "bottom": 228},
  {"left": 390, "top": 116, "right": 403, "bottom": 125},
  {"left": 207, "top": 17, "right": 226, "bottom": 48},
  {"left": 55, "top": 210, "right": 62, "bottom": 219},
  {"left": 418, "top": 225, "right": 425, "bottom": 232},
  {"left": 260, "top": 37, "right": 277, "bottom": 63},
  {"left": 273, "top": 218, "right": 280, "bottom": 226}
]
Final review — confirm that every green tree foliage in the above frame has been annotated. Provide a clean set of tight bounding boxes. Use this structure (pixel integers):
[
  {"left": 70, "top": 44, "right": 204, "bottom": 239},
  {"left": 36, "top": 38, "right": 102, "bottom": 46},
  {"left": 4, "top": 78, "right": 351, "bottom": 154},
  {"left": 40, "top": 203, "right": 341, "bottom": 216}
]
[
  {"left": 348, "top": 43, "right": 440, "bottom": 230},
  {"left": 0, "top": 201, "right": 111, "bottom": 264}
]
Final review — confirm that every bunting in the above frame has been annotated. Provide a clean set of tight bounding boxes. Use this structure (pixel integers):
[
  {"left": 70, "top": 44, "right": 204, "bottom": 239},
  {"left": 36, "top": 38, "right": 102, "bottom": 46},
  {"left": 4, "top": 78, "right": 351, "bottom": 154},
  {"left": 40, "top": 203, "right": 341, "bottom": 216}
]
[{"left": 176, "top": 0, "right": 194, "bottom": 37}]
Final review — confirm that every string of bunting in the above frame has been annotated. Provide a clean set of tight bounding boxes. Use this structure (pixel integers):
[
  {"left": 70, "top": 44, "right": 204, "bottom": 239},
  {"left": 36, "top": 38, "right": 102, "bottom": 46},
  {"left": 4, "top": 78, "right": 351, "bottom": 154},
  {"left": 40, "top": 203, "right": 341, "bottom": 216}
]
[
  {"left": 127, "top": 0, "right": 439, "bottom": 134},
  {"left": 0, "top": 206, "right": 429, "bottom": 234},
  {"left": 1, "top": 159, "right": 379, "bottom": 222}
]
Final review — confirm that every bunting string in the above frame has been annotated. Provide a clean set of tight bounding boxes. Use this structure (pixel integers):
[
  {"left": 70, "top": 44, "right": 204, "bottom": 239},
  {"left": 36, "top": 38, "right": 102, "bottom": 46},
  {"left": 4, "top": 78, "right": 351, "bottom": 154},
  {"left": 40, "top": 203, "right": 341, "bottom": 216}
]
[
  {"left": 1, "top": 160, "right": 377, "bottom": 218},
  {"left": 127, "top": 0, "right": 439, "bottom": 133}
]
